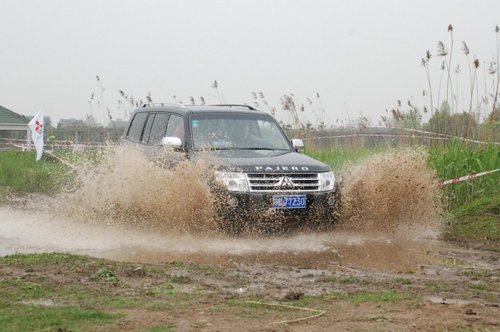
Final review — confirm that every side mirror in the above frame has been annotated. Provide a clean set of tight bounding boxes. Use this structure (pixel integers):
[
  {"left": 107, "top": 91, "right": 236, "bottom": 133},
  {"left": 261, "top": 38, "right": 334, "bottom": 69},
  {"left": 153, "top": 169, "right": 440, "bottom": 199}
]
[
  {"left": 161, "top": 136, "right": 182, "bottom": 148},
  {"left": 291, "top": 138, "right": 304, "bottom": 152}
]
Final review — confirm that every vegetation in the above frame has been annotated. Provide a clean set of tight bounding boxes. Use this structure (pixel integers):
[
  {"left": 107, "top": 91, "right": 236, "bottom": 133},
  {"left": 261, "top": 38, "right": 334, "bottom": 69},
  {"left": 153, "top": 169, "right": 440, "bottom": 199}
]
[
  {"left": 444, "top": 194, "right": 500, "bottom": 249},
  {"left": 428, "top": 140, "right": 499, "bottom": 207},
  {"left": 0, "top": 151, "right": 70, "bottom": 193},
  {"left": 304, "top": 145, "right": 383, "bottom": 172}
]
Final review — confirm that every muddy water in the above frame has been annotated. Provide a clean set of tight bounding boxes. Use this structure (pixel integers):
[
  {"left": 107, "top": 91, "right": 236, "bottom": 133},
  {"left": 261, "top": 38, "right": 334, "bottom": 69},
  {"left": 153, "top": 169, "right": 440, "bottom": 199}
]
[
  {"left": 0, "top": 147, "right": 452, "bottom": 272},
  {"left": 0, "top": 206, "right": 449, "bottom": 272}
]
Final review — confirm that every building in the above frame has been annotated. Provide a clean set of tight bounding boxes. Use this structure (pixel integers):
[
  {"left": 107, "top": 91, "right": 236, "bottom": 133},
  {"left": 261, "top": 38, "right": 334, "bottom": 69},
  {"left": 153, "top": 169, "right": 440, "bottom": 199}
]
[{"left": 0, "top": 104, "right": 29, "bottom": 139}]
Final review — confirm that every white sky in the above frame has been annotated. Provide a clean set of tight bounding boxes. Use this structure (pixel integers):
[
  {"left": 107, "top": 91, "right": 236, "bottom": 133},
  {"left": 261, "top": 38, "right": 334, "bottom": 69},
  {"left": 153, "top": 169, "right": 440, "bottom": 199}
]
[{"left": 1, "top": 0, "right": 499, "bottom": 126}]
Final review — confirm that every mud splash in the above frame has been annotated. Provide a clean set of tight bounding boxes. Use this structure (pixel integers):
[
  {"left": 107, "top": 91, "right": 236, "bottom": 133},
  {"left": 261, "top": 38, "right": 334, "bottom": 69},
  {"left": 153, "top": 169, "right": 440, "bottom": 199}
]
[
  {"left": 52, "top": 146, "right": 219, "bottom": 234},
  {"left": 28, "top": 146, "right": 445, "bottom": 238},
  {"left": 338, "top": 148, "right": 443, "bottom": 233},
  {"left": 4, "top": 146, "right": 446, "bottom": 262}
]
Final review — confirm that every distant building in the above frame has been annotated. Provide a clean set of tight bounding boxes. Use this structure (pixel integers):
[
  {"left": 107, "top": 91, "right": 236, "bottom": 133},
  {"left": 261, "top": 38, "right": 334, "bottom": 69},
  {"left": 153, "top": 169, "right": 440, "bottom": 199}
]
[{"left": 0, "top": 104, "right": 29, "bottom": 139}]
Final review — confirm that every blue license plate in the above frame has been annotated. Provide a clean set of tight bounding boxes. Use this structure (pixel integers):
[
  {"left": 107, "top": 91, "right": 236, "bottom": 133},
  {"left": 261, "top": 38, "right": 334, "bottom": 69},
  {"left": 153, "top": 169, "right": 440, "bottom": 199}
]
[{"left": 272, "top": 195, "right": 307, "bottom": 209}]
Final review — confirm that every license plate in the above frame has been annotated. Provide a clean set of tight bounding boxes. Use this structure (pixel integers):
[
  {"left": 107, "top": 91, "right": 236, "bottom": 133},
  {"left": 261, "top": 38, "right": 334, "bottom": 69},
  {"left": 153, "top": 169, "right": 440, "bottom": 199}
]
[{"left": 272, "top": 195, "right": 307, "bottom": 209}]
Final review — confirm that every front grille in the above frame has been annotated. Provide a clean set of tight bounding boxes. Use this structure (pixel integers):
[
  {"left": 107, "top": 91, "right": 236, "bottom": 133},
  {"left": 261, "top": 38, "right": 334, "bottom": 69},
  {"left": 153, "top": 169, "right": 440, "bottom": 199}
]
[{"left": 247, "top": 173, "right": 320, "bottom": 192}]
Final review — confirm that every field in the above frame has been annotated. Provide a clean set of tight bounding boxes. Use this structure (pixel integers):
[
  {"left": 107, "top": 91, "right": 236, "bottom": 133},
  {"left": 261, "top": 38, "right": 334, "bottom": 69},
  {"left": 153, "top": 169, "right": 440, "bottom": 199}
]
[{"left": 0, "top": 143, "right": 499, "bottom": 331}]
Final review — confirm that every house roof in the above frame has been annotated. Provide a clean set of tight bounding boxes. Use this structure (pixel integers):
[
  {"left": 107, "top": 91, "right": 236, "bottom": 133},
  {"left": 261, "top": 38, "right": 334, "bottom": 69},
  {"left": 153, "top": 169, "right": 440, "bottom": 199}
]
[{"left": 0, "top": 105, "right": 28, "bottom": 124}]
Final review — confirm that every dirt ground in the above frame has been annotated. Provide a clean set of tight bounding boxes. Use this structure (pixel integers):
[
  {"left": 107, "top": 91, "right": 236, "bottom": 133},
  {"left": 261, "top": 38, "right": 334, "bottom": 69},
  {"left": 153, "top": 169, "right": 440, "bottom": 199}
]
[{"left": 1, "top": 207, "right": 499, "bottom": 331}]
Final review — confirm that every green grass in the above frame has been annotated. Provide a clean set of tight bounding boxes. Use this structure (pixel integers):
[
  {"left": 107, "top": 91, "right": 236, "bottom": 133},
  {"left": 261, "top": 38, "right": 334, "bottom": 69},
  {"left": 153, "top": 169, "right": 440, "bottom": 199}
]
[
  {"left": 349, "top": 291, "right": 409, "bottom": 304},
  {"left": 444, "top": 194, "right": 500, "bottom": 250},
  {"left": 305, "top": 146, "right": 384, "bottom": 172},
  {"left": 0, "top": 149, "right": 105, "bottom": 195},
  {"left": 0, "top": 252, "right": 90, "bottom": 266},
  {"left": 0, "top": 304, "right": 117, "bottom": 332},
  {"left": 468, "top": 283, "right": 494, "bottom": 291},
  {"left": 0, "top": 150, "right": 71, "bottom": 193},
  {"left": 0, "top": 278, "right": 122, "bottom": 331},
  {"left": 428, "top": 140, "right": 499, "bottom": 208}
]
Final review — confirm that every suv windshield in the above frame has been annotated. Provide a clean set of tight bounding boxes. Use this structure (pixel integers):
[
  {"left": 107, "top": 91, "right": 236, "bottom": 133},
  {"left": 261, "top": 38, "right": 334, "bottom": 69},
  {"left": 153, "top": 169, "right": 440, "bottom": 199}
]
[{"left": 191, "top": 114, "right": 291, "bottom": 151}]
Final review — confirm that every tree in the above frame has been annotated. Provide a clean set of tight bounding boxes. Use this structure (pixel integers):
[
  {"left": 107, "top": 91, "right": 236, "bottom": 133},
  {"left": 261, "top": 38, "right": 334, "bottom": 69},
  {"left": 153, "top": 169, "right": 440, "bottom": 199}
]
[{"left": 427, "top": 101, "right": 477, "bottom": 137}]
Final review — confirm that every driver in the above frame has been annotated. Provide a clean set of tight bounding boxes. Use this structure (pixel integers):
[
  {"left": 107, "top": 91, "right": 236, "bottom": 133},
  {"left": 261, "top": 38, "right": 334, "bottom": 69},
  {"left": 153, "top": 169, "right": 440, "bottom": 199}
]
[{"left": 231, "top": 121, "right": 261, "bottom": 147}]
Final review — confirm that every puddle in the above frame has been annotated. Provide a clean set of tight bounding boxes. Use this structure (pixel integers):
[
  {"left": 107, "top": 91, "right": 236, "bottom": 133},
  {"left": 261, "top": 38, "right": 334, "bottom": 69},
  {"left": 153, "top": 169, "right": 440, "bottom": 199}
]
[{"left": 0, "top": 207, "right": 455, "bottom": 273}]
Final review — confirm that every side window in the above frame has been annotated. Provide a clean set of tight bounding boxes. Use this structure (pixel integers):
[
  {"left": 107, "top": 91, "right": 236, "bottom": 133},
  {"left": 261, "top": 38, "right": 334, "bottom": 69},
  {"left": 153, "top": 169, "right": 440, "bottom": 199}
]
[
  {"left": 127, "top": 112, "right": 148, "bottom": 141},
  {"left": 141, "top": 114, "right": 156, "bottom": 143},
  {"left": 166, "top": 115, "right": 184, "bottom": 139},
  {"left": 148, "top": 113, "right": 169, "bottom": 144}
]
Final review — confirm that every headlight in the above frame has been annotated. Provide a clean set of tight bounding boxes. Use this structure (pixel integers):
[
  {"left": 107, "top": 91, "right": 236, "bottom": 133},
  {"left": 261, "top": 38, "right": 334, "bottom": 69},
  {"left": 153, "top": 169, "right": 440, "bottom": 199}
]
[
  {"left": 215, "top": 171, "right": 250, "bottom": 192},
  {"left": 318, "top": 171, "right": 336, "bottom": 191}
]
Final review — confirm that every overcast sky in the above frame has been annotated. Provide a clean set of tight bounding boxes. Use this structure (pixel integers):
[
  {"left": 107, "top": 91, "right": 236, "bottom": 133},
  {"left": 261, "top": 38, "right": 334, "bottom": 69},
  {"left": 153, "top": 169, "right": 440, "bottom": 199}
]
[{"left": 1, "top": 0, "right": 499, "bottom": 126}]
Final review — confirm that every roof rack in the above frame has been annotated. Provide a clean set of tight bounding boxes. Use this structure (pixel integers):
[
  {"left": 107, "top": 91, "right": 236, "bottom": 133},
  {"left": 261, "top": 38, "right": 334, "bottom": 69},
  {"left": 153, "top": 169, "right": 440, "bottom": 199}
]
[
  {"left": 210, "top": 104, "right": 259, "bottom": 111},
  {"left": 142, "top": 102, "right": 186, "bottom": 108}
]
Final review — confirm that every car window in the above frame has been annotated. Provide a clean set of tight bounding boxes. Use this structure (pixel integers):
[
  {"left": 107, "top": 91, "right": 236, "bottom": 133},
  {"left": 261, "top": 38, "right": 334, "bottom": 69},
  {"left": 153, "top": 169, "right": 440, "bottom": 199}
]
[
  {"left": 148, "top": 113, "right": 169, "bottom": 144},
  {"left": 127, "top": 112, "right": 148, "bottom": 141},
  {"left": 190, "top": 114, "right": 290, "bottom": 150},
  {"left": 166, "top": 115, "right": 184, "bottom": 139},
  {"left": 141, "top": 113, "right": 156, "bottom": 143}
]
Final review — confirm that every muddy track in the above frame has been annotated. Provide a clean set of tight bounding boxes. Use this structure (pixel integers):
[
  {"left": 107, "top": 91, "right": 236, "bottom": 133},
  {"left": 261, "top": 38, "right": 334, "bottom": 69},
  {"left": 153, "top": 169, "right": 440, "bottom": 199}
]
[
  {"left": 1, "top": 207, "right": 498, "bottom": 297},
  {"left": 1, "top": 207, "right": 499, "bottom": 331}
]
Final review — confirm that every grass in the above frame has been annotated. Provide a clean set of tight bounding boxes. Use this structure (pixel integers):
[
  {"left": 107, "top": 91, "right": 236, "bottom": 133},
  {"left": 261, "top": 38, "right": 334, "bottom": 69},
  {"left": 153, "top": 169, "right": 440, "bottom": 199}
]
[
  {"left": 0, "top": 150, "right": 71, "bottom": 193},
  {"left": 0, "top": 149, "right": 106, "bottom": 203},
  {"left": 0, "top": 252, "right": 90, "bottom": 266},
  {"left": 0, "top": 278, "right": 122, "bottom": 331},
  {"left": 349, "top": 291, "right": 409, "bottom": 304},
  {"left": 445, "top": 194, "right": 500, "bottom": 250},
  {"left": 468, "top": 283, "right": 493, "bottom": 291},
  {"left": 0, "top": 304, "right": 117, "bottom": 332},
  {"left": 305, "top": 145, "right": 385, "bottom": 172},
  {"left": 428, "top": 140, "right": 499, "bottom": 208}
]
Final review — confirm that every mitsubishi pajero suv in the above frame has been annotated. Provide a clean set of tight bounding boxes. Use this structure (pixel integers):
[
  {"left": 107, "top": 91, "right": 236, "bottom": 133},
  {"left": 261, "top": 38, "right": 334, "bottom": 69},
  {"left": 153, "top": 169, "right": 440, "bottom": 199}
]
[{"left": 123, "top": 103, "right": 340, "bottom": 234}]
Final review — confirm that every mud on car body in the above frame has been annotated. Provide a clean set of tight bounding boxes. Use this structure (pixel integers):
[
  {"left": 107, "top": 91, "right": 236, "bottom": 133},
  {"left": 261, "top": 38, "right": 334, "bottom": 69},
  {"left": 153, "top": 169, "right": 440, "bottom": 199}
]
[{"left": 123, "top": 103, "right": 340, "bottom": 234}]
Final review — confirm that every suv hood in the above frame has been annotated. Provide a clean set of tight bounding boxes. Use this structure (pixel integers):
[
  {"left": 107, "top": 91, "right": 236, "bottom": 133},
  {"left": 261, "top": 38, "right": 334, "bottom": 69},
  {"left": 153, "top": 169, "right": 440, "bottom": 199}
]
[{"left": 193, "top": 150, "right": 331, "bottom": 173}]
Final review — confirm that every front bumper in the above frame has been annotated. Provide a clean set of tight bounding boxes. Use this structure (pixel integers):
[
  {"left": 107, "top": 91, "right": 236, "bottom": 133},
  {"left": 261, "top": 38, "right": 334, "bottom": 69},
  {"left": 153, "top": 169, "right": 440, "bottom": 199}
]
[{"left": 219, "top": 187, "right": 341, "bottom": 226}]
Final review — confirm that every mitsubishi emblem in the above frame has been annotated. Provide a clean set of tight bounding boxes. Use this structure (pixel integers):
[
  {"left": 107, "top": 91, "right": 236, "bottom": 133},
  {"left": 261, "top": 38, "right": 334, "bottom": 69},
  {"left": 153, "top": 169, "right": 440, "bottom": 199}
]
[{"left": 275, "top": 176, "right": 295, "bottom": 189}]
